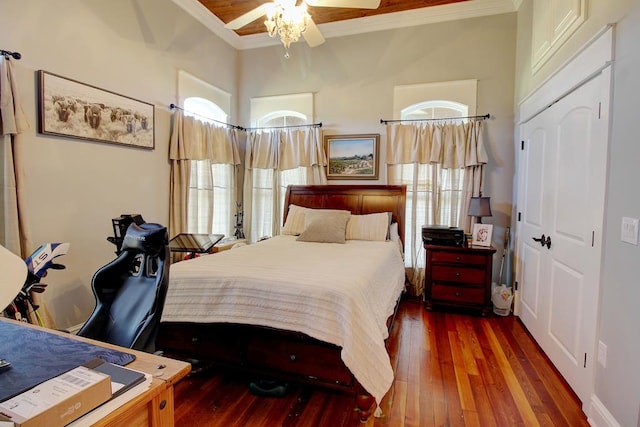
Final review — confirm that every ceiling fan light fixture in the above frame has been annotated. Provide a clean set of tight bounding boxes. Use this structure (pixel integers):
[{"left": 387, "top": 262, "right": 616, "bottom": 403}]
[{"left": 264, "top": 0, "right": 311, "bottom": 58}]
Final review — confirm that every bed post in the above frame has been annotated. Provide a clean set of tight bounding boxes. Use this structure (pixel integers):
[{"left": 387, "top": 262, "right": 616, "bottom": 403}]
[{"left": 356, "top": 390, "right": 375, "bottom": 422}]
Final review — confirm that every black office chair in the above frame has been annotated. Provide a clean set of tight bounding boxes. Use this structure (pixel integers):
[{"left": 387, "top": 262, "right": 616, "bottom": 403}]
[{"left": 78, "top": 223, "right": 170, "bottom": 353}]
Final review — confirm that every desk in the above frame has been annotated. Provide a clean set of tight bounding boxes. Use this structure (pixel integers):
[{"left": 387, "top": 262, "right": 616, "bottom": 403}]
[
  {"left": 0, "top": 318, "right": 191, "bottom": 426},
  {"left": 169, "top": 233, "right": 224, "bottom": 259}
]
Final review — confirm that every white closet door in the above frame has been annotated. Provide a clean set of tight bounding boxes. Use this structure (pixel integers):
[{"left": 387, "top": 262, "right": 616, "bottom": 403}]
[{"left": 516, "top": 72, "right": 609, "bottom": 406}]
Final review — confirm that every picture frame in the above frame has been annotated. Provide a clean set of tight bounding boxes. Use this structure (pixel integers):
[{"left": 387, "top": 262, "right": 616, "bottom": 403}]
[
  {"left": 37, "top": 70, "right": 155, "bottom": 149},
  {"left": 325, "top": 134, "right": 379, "bottom": 180},
  {"left": 471, "top": 223, "right": 493, "bottom": 247}
]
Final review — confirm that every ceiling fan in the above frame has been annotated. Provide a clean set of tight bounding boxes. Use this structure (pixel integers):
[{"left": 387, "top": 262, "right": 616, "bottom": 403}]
[{"left": 224, "top": 0, "right": 381, "bottom": 56}]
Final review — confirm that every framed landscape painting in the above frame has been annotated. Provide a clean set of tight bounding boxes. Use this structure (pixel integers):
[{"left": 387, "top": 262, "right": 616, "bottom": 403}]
[
  {"left": 325, "top": 134, "right": 379, "bottom": 180},
  {"left": 37, "top": 70, "right": 155, "bottom": 149}
]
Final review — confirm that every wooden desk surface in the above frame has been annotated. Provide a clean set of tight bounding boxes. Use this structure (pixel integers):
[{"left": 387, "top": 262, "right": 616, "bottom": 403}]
[{"left": 0, "top": 318, "right": 191, "bottom": 426}]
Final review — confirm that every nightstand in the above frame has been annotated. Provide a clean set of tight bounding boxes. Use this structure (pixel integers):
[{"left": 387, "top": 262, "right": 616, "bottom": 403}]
[{"left": 423, "top": 244, "right": 496, "bottom": 316}]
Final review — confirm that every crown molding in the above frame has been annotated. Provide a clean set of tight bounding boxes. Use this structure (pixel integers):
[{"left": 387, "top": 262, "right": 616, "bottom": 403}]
[{"left": 172, "top": 0, "right": 517, "bottom": 50}]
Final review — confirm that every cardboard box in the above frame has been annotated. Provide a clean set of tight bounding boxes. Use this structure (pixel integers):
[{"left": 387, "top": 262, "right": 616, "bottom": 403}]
[{"left": 0, "top": 366, "right": 111, "bottom": 427}]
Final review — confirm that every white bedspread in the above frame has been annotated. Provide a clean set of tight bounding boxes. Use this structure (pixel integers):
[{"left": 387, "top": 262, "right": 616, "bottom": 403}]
[{"left": 161, "top": 235, "right": 405, "bottom": 409}]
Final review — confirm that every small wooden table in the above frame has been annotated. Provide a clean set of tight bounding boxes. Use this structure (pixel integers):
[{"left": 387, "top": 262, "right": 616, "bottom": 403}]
[
  {"left": 0, "top": 318, "right": 191, "bottom": 426},
  {"left": 423, "top": 244, "right": 496, "bottom": 316}
]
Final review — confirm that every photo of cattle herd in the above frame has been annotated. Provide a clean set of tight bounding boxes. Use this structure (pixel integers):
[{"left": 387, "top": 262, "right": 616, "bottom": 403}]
[{"left": 39, "top": 71, "right": 154, "bottom": 149}]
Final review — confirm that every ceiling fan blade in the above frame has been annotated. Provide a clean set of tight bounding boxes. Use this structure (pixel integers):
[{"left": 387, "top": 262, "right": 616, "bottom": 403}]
[
  {"left": 303, "top": 19, "right": 325, "bottom": 47},
  {"left": 305, "top": 0, "right": 381, "bottom": 9},
  {"left": 224, "top": 4, "right": 268, "bottom": 30}
]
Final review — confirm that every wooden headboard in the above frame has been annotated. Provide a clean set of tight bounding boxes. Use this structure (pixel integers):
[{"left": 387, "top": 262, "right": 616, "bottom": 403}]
[{"left": 284, "top": 185, "right": 407, "bottom": 244}]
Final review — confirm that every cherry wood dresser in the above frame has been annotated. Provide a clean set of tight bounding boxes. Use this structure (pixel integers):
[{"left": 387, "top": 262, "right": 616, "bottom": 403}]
[{"left": 423, "top": 244, "right": 496, "bottom": 316}]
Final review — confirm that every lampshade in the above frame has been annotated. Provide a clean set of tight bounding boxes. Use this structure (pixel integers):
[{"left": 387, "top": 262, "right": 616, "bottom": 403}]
[
  {"left": 0, "top": 244, "right": 27, "bottom": 311},
  {"left": 468, "top": 196, "right": 492, "bottom": 222}
]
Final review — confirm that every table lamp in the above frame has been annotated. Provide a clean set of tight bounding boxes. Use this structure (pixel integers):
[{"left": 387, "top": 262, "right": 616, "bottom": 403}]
[
  {"left": 468, "top": 195, "right": 492, "bottom": 223},
  {"left": 0, "top": 244, "right": 27, "bottom": 310}
]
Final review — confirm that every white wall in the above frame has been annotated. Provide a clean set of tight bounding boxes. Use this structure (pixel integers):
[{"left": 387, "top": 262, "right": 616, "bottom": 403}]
[
  {"left": 1, "top": 0, "right": 238, "bottom": 329},
  {"left": 238, "top": 13, "right": 517, "bottom": 279},
  {"left": 514, "top": 1, "right": 640, "bottom": 425},
  {"left": 514, "top": 0, "right": 635, "bottom": 103},
  {"left": 595, "top": 3, "right": 640, "bottom": 426}
]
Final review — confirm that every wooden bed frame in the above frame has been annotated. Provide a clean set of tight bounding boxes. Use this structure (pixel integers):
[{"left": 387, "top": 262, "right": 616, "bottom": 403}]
[{"left": 157, "top": 184, "right": 407, "bottom": 422}]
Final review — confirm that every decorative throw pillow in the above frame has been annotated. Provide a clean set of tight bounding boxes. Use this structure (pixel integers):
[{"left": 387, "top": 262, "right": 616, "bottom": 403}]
[
  {"left": 296, "top": 210, "right": 351, "bottom": 243},
  {"left": 282, "top": 205, "right": 351, "bottom": 236},
  {"left": 345, "top": 212, "right": 392, "bottom": 241}
]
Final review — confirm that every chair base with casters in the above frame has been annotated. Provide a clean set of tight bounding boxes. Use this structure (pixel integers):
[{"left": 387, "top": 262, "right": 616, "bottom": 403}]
[{"left": 78, "top": 223, "right": 170, "bottom": 353}]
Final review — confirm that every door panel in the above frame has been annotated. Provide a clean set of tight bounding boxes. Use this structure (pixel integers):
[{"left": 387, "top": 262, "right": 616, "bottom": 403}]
[
  {"left": 520, "top": 244, "right": 542, "bottom": 319},
  {"left": 548, "top": 261, "right": 582, "bottom": 362},
  {"left": 555, "top": 108, "right": 591, "bottom": 240},
  {"left": 516, "top": 74, "right": 608, "bottom": 405}
]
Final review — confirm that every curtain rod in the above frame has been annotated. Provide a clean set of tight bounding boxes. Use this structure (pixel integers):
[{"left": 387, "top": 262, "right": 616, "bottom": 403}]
[
  {"left": 169, "top": 104, "right": 245, "bottom": 130},
  {"left": 0, "top": 49, "right": 22, "bottom": 60},
  {"left": 245, "top": 122, "right": 322, "bottom": 131},
  {"left": 380, "top": 113, "right": 490, "bottom": 125}
]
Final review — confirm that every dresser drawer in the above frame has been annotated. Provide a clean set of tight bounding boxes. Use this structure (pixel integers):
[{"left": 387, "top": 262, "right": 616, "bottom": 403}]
[
  {"left": 431, "top": 265, "right": 485, "bottom": 285},
  {"left": 431, "top": 284, "right": 485, "bottom": 304},
  {"left": 246, "top": 335, "right": 353, "bottom": 386},
  {"left": 430, "top": 251, "right": 487, "bottom": 266},
  {"left": 424, "top": 244, "right": 496, "bottom": 315}
]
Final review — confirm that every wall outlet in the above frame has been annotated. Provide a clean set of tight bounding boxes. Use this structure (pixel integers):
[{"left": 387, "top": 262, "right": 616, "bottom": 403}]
[
  {"left": 621, "top": 217, "right": 639, "bottom": 245},
  {"left": 597, "top": 341, "right": 607, "bottom": 367}
]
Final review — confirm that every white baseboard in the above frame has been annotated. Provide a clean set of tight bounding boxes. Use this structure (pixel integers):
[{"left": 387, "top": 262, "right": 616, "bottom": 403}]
[{"left": 588, "top": 395, "right": 621, "bottom": 427}]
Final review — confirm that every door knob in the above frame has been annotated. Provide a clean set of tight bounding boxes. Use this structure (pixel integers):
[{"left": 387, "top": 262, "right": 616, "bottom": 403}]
[{"left": 532, "top": 234, "right": 551, "bottom": 249}]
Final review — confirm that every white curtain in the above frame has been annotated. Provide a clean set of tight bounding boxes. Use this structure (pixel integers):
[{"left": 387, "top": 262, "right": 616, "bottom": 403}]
[
  {"left": 386, "top": 120, "right": 488, "bottom": 295},
  {"left": 168, "top": 111, "right": 241, "bottom": 239},
  {"left": 0, "top": 56, "right": 55, "bottom": 327},
  {"left": 0, "top": 55, "right": 29, "bottom": 256},
  {"left": 243, "top": 127, "right": 326, "bottom": 242}
]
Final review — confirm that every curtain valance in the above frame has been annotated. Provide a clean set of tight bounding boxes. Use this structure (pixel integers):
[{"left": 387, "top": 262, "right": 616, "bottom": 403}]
[
  {"left": 245, "top": 128, "right": 326, "bottom": 171},
  {"left": 385, "top": 121, "right": 487, "bottom": 168},
  {"left": 0, "top": 57, "right": 28, "bottom": 136},
  {"left": 169, "top": 112, "right": 241, "bottom": 164}
]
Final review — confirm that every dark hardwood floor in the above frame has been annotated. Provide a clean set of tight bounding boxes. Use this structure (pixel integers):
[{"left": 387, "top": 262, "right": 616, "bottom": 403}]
[{"left": 173, "top": 298, "right": 589, "bottom": 426}]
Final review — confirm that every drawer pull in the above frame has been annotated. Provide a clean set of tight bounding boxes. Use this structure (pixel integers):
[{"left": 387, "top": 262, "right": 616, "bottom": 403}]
[
  {"left": 290, "top": 354, "right": 297, "bottom": 362},
  {"left": 455, "top": 272, "right": 461, "bottom": 277},
  {"left": 456, "top": 256, "right": 461, "bottom": 260},
  {"left": 455, "top": 292, "right": 460, "bottom": 297}
]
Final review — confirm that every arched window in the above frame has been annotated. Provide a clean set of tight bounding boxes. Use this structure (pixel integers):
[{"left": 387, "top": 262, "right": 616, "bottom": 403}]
[
  {"left": 184, "top": 97, "right": 227, "bottom": 124},
  {"left": 183, "top": 96, "right": 236, "bottom": 237},
  {"left": 401, "top": 100, "right": 468, "bottom": 121},
  {"left": 392, "top": 80, "right": 477, "bottom": 281},
  {"left": 258, "top": 110, "right": 307, "bottom": 127},
  {"left": 248, "top": 94, "right": 313, "bottom": 241}
]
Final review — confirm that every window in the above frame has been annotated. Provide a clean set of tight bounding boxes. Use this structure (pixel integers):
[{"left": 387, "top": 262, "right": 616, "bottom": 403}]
[
  {"left": 248, "top": 94, "right": 313, "bottom": 240},
  {"left": 249, "top": 111, "right": 309, "bottom": 240},
  {"left": 392, "top": 80, "right": 477, "bottom": 273},
  {"left": 395, "top": 100, "right": 468, "bottom": 226},
  {"left": 179, "top": 71, "right": 236, "bottom": 237},
  {"left": 184, "top": 97, "right": 227, "bottom": 124}
]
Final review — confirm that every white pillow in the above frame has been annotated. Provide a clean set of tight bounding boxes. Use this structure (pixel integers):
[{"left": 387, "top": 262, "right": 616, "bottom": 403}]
[
  {"left": 345, "top": 212, "right": 392, "bottom": 241},
  {"left": 282, "top": 204, "right": 309, "bottom": 235},
  {"left": 389, "top": 222, "right": 404, "bottom": 257}
]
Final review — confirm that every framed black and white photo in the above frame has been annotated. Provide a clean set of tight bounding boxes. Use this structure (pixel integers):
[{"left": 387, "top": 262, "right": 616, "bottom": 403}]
[
  {"left": 37, "top": 70, "right": 155, "bottom": 149},
  {"left": 325, "top": 134, "right": 379, "bottom": 180},
  {"left": 471, "top": 223, "right": 493, "bottom": 247}
]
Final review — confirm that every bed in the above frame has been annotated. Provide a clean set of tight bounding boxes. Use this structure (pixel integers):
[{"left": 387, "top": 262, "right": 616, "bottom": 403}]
[{"left": 157, "top": 184, "right": 407, "bottom": 421}]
